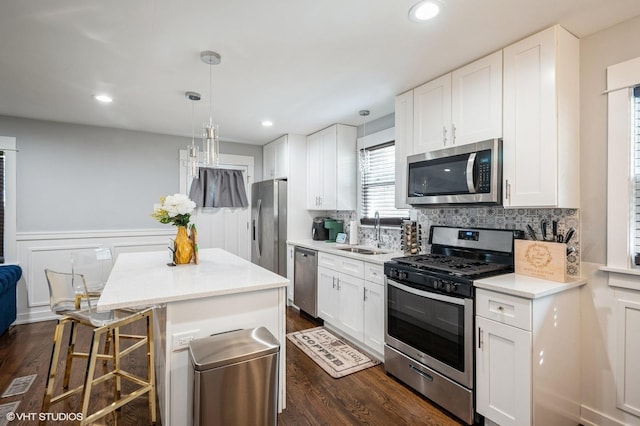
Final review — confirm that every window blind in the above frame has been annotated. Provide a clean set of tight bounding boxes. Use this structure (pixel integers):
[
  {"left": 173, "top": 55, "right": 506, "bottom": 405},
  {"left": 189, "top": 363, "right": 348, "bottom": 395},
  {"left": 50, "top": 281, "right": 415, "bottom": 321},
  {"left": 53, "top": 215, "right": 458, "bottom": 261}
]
[
  {"left": 360, "top": 142, "right": 409, "bottom": 220},
  {"left": 634, "top": 86, "right": 640, "bottom": 260}
]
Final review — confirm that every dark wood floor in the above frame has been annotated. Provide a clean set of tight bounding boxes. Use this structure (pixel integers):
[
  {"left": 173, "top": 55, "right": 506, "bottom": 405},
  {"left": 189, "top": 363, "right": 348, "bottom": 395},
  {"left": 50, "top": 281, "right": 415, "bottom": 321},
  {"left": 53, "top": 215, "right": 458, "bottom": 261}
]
[{"left": 0, "top": 308, "right": 462, "bottom": 425}]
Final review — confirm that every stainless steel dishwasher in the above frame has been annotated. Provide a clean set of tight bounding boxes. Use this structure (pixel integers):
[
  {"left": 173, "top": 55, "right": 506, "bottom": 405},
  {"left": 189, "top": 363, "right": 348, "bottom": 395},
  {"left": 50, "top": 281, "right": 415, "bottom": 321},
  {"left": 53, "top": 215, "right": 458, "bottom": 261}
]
[{"left": 293, "top": 247, "right": 318, "bottom": 317}]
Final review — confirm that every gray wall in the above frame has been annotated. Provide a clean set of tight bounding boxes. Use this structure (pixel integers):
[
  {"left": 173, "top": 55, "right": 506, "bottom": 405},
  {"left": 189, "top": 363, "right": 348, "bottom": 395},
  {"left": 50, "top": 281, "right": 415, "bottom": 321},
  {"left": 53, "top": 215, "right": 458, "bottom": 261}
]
[
  {"left": 358, "top": 113, "right": 395, "bottom": 138},
  {"left": 580, "top": 15, "right": 640, "bottom": 264},
  {"left": 0, "top": 115, "right": 262, "bottom": 232}
]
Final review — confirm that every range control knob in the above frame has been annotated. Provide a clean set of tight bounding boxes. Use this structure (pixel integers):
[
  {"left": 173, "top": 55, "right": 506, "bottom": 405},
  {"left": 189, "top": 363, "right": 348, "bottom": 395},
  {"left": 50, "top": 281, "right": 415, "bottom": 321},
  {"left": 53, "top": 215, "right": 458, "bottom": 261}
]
[
  {"left": 445, "top": 282, "right": 457, "bottom": 293},
  {"left": 388, "top": 269, "right": 399, "bottom": 279},
  {"left": 434, "top": 280, "right": 444, "bottom": 290},
  {"left": 398, "top": 271, "right": 409, "bottom": 281}
]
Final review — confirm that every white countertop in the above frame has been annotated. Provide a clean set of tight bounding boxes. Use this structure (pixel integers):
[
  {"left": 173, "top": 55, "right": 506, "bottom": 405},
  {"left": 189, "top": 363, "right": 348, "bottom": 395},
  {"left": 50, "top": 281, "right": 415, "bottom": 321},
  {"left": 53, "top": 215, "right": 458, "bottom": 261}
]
[
  {"left": 286, "top": 239, "right": 403, "bottom": 264},
  {"left": 97, "top": 248, "right": 289, "bottom": 311},
  {"left": 474, "top": 273, "right": 587, "bottom": 299}
]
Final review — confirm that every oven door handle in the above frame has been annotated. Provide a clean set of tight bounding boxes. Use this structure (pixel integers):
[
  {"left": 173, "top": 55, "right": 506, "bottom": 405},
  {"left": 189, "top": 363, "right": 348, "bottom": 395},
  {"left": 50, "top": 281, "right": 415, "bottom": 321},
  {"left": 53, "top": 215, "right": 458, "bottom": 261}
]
[{"left": 387, "top": 279, "right": 466, "bottom": 306}]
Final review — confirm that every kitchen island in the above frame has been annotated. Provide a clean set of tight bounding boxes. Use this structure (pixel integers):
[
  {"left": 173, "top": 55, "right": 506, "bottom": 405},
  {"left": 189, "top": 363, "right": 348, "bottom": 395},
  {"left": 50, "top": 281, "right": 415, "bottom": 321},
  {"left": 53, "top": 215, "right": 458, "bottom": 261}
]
[{"left": 97, "top": 248, "right": 289, "bottom": 426}]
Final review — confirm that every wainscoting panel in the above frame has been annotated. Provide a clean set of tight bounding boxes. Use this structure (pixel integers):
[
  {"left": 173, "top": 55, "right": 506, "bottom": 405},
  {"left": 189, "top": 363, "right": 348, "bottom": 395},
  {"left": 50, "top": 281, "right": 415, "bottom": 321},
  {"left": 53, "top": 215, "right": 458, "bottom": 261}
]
[
  {"left": 616, "top": 293, "right": 640, "bottom": 417},
  {"left": 15, "top": 229, "right": 173, "bottom": 324}
]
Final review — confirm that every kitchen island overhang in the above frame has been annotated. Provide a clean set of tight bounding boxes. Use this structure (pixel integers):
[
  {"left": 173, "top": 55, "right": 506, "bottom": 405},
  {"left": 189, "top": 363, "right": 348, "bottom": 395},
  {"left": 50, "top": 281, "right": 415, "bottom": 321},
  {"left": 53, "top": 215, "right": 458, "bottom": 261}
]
[{"left": 98, "top": 248, "right": 289, "bottom": 426}]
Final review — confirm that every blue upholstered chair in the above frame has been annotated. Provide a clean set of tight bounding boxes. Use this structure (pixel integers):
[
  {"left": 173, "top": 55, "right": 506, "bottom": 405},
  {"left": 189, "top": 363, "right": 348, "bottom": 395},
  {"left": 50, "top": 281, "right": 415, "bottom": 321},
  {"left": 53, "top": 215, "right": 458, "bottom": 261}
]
[{"left": 0, "top": 265, "right": 22, "bottom": 335}]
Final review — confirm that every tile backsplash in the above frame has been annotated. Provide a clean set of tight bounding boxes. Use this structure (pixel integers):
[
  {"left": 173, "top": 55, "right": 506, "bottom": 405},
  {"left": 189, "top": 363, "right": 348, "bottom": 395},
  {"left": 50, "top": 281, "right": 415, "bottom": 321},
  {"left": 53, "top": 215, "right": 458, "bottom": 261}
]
[{"left": 330, "top": 207, "right": 580, "bottom": 276}]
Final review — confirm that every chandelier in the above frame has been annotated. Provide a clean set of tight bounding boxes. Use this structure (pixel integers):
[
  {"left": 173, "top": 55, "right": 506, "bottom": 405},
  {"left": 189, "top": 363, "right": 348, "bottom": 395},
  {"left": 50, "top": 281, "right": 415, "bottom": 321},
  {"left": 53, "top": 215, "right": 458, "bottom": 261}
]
[
  {"left": 187, "top": 50, "right": 221, "bottom": 176},
  {"left": 201, "top": 51, "right": 221, "bottom": 167}
]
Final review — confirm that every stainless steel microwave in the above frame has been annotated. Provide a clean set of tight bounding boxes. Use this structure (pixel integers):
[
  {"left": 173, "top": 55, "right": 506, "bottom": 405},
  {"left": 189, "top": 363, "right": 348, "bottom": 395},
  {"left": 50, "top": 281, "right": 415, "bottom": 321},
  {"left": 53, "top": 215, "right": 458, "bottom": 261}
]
[{"left": 406, "top": 139, "right": 502, "bottom": 206}]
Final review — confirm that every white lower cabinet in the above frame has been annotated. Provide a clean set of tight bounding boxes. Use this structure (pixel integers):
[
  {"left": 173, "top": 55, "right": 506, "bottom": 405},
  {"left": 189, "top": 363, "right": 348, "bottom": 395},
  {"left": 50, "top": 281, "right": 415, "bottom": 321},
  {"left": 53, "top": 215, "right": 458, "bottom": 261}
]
[
  {"left": 363, "top": 280, "right": 384, "bottom": 355},
  {"left": 475, "top": 287, "right": 581, "bottom": 426},
  {"left": 336, "top": 272, "right": 364, "bottom": 340},
  {"left": 317, "top": 252, "right": 384, "bottom": 358},
  {"left": 318, "top": 265, "right": 339, "bottom": 323},
  {"left": 476, "top": 315, "right": 532, "bottom": 426}
]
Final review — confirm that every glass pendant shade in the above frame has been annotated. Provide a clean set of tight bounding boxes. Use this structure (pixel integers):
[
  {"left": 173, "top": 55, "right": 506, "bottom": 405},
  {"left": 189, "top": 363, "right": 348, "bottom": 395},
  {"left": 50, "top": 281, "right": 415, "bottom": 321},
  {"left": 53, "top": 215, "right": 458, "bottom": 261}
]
[
  {"left": 203, "top": 120, "right": 219, "bottom": 166},
  {"left": 359, "top": 149, "right": 370, "bottom": 174},
  {"left": 188, "top": 144, "right": 199, "bottom": 177},
  {"left": 359, "top": 109, "right": 370, "bottom": 174},
  {"left": 185, "top": 91, "right": 201, "bottom": 179}
]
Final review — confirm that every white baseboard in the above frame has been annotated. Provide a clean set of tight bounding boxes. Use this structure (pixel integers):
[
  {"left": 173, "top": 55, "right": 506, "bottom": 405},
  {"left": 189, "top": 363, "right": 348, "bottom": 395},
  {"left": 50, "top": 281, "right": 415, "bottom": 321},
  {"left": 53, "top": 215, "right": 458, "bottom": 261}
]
[{"left": 581, "top": 403, "right": 640, "bottom": 426}]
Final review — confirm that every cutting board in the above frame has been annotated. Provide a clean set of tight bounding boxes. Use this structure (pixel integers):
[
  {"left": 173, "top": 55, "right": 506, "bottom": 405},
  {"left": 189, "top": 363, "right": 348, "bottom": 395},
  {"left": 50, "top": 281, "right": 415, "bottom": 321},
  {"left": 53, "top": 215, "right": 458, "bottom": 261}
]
[{"left": 514, "top": 240, "right": 567, "bottom": 282}]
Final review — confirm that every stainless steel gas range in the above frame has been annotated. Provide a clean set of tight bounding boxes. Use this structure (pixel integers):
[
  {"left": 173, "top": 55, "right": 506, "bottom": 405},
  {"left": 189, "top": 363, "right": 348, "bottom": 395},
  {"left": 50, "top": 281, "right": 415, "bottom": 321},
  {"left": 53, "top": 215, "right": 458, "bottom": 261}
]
[{"left": 384, "top": 226, "right": 518, "bottom": 425}]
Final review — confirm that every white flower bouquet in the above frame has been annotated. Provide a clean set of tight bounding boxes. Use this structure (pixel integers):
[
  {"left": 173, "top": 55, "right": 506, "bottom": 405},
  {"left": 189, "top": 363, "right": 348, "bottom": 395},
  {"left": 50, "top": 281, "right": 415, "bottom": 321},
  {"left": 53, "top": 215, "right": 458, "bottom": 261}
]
[{"left": 151, "top": 194, "right": 196, "bottom": 227}]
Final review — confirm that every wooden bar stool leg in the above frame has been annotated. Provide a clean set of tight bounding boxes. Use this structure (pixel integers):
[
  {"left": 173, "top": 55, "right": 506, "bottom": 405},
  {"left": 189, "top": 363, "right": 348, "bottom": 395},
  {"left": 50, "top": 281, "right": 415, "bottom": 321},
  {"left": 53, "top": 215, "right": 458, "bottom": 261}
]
[
  {"left": 63, "top": 320, "right": 78, "bottom": 389},
  {"left": 41, "top": 317, "right": 69, "bottom": 416},
  {"left": 113, "top": 325, "right": 122, "bottom": 403},
  {"left": 80, "top": 330, "right": 102, "bottom": 426},
  {"left": 103, "top": 330, "right": 112, "bottom": 366},
  {"left": 147, "top": 313, "right": 157, "bottom": 424}
]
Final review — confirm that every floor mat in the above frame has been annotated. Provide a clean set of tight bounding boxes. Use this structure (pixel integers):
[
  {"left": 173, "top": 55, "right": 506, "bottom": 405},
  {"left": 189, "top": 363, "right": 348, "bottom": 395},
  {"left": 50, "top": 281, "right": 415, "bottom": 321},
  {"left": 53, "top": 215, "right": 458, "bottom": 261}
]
[
  {"left": 1, "top": 374, "right": 36, "bottom": 398},
  {"left": 0, "top": 401, "right": 20, "bottom": 426},
  {"left": 286, "top": 326, "right": 379, "bottom": 378}
]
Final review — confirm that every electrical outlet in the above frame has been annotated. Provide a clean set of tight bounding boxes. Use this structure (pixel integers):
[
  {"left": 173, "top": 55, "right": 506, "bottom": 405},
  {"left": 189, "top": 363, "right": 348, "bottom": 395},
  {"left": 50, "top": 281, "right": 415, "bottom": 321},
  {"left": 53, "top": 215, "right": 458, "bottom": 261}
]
[{"left": 172, "top": 329, "right": 200, "bottom": 351}]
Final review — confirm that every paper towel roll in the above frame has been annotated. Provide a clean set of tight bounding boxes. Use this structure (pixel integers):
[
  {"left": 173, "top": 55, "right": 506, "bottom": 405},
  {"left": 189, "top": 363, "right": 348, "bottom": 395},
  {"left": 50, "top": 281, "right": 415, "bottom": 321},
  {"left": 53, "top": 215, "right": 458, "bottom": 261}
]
[{"left": 349, "top": 220, "right": 359, "bottom": 245}]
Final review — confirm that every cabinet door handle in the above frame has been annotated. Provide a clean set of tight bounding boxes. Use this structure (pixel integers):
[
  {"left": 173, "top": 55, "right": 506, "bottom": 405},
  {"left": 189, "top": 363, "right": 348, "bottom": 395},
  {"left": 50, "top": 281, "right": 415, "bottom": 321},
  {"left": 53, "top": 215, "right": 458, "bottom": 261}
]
[
  {"left": 332, "top": 276, "right": 336, "bottom": 289},
  {"left": 443, "top": 126, "right": 447, "bottom": 146},
  {"left": 478, "top": 327, "right": 483, "bottom": 349},
  {"left": 337, "top": 277, "right": 340, "bottom": 291},
  {"left": 505, "top": 179, "right": 511, "bottom": 204},
  {"left": 452, "top": 123, "right": 457, "bottom": 145},
  {"left": 363, "top": 287, "right": 368, "bottom": 301}
]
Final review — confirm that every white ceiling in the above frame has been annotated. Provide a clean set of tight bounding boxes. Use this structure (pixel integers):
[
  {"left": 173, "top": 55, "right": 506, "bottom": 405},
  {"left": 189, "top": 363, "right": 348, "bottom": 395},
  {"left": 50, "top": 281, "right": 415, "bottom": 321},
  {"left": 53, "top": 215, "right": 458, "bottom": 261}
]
[{"left": 1, "top": 0, "right": 639, "bottom": 146}]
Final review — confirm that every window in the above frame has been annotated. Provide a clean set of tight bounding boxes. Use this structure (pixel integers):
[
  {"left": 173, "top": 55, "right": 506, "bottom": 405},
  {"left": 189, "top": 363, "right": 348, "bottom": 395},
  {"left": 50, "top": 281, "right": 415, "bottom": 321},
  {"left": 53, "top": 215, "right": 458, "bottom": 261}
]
[
  {"left": 359, "top": 141, "right": 409, "bottom": 224},
  {"left": 0, "top": 136, "right": 16, "bottom": 264},
  {"left": 604, "top": 56, "right": 640, "bottom": 271}
]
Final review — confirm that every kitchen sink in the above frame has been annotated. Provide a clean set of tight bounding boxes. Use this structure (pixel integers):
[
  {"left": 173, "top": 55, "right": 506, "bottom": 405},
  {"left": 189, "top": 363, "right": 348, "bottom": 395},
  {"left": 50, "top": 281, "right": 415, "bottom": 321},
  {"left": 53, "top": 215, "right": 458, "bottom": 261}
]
[{"left": 337, "top": 247, "right": 387, "bottom": 255}]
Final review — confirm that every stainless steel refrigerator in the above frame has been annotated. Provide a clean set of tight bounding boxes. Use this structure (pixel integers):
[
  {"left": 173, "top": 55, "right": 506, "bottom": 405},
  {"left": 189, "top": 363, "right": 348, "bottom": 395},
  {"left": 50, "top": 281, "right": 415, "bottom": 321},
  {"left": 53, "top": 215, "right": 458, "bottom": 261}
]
[{"left": 251, "top": 179, "right": 287, "bottom": 276}]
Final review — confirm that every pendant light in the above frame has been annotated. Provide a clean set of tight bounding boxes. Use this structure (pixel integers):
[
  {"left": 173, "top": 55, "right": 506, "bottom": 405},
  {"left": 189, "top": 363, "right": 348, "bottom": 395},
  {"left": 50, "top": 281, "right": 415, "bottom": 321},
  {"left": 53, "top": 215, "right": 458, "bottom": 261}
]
[
  {"left": 185, "top": 91, "right": 201, "bottom": 178},
  {"left": 359, "top": 110, "right": 370, "bottom": 174},
  {"left": 201, "top": 50, "right": 221, "bottom": 166}
]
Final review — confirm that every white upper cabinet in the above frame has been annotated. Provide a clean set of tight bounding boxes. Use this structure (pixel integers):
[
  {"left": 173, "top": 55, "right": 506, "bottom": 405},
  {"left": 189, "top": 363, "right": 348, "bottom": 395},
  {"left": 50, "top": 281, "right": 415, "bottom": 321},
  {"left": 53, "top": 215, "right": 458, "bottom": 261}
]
[
  {"left": 413, "top": 73, "right": 452, "bottom": 153},
  {"left": 451, "top": 51, "right": 503, "bottom": 145},
  {"left": 306, "top": 124, "right": 357, "bottom": 210},
  {"left": 502, "top": 25, "right": 580, "bottom": 208},
  {"left": 394, "top": 90, "right": 413, "bottom": 209},
  {"left": 413, "top": 51, "right": 503, "bottom": 154},
  {"left": 263, "top": 135, "right": 288, "bottom": 179}
]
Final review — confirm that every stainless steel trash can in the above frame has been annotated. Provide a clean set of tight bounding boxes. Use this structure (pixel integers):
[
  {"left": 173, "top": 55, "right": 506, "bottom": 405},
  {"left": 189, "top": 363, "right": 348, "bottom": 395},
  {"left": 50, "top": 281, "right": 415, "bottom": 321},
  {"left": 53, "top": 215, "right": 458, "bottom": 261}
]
[{"left": 188, "top": 327, "right": 280, "bottom": 426}]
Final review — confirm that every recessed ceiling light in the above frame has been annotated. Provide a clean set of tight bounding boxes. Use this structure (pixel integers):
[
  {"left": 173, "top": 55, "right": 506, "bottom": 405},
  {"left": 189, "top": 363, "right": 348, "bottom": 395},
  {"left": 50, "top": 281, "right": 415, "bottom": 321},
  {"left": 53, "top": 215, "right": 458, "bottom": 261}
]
[
  {"left": 94, "top": 94, "right": 113, "bottom": 103},
  {"left": 261, "top": 120, "right": 273, "bottom": 127},
  {"left": 409, "top": 1, "right": 440, "bottom": 22}
]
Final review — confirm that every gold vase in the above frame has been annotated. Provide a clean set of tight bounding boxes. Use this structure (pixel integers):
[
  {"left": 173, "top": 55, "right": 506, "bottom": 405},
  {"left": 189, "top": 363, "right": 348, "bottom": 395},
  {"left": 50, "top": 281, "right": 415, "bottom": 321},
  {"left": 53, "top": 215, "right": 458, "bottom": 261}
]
[{"left": 174, "top": 226, "right": 194, "bottom": 264}]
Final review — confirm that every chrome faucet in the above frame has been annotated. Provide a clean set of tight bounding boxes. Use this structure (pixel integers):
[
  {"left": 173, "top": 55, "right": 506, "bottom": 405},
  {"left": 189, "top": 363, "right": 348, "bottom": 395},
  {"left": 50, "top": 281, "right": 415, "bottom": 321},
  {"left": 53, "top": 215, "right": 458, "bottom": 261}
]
[{"left": 374, "top": 211, "right": 381, "bottom": 248}]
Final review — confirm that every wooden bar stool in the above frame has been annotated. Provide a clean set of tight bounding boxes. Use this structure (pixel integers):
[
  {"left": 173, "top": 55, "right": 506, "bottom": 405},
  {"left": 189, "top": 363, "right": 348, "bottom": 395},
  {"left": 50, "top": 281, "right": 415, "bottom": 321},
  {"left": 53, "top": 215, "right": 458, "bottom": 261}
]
[{"left": 41, "top": 269, "right": 156, "bottom": 425}]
